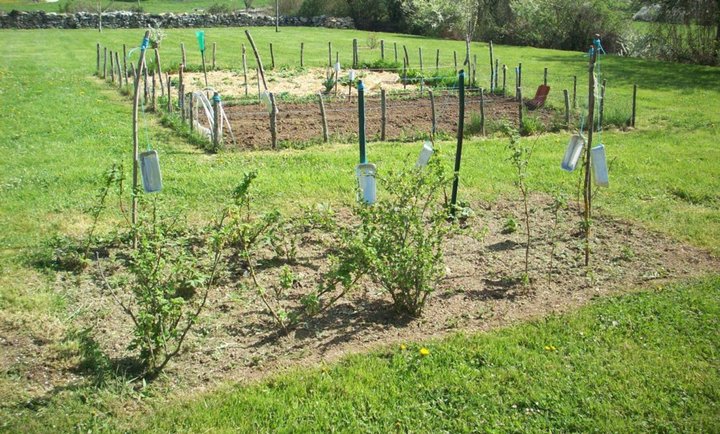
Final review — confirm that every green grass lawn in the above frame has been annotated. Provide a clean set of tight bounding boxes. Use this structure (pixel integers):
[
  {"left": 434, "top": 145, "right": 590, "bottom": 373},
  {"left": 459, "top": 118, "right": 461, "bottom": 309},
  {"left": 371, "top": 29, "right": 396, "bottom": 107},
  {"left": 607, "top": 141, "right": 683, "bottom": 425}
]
[{"left": 0, "top": 27, "right": 719, "bottom": 431}]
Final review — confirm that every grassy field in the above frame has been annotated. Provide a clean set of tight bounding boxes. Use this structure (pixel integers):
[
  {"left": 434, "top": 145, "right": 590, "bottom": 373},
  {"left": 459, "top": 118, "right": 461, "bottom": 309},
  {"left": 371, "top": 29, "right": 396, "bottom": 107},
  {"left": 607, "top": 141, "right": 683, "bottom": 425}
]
[
  {"left": 0, "top": 0, "right": 271, "bottom": 13},
  {"left": 0, "top": 26, "right": 719, "bottom": 431}
]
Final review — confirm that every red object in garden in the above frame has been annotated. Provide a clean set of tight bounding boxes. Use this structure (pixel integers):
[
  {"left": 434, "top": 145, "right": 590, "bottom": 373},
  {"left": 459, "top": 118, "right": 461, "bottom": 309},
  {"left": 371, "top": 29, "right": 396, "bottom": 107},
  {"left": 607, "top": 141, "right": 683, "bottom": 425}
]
[{"left": 525, "top": 85, "right": 550, "bottom": 110}]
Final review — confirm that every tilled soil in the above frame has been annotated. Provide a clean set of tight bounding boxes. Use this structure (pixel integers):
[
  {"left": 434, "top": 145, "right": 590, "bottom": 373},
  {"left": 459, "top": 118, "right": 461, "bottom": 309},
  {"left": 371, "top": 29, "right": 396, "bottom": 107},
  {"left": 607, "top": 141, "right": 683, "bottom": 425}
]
[
  {"left": 2, "top": 195, "right": 717, "bottom": 409},
  {"left": 223, "top": 93, "right": 557, "bottom": 149}
]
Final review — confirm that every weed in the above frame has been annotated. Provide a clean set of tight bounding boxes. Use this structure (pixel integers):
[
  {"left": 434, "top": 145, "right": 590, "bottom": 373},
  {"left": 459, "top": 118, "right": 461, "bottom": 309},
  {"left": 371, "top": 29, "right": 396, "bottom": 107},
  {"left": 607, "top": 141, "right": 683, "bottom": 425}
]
[{"left": 502, "top": 217, "right": 518, "bottom": 234}]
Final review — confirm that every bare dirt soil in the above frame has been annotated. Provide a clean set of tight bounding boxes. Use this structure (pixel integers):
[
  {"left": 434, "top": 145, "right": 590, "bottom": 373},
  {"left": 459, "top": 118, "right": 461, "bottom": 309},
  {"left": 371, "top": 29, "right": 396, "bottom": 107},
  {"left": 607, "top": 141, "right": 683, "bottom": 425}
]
[
  {"left": 2, "top": 195, "right": 717, "bottom": 409},
  {"left": 222, "top": 93, "right": 556, "bottom": 149}
]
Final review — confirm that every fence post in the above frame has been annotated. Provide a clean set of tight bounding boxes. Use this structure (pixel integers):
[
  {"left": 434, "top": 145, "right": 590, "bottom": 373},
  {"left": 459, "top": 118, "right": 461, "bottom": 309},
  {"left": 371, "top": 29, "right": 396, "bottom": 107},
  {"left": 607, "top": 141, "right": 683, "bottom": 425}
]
[
  {"left": 318, "top": 92, "right": 329, "bottom": 143},
  {"left": 189, "top": 94, "right": 194, "bottom": 132},
  {"left": 270, "top": 43, "right": 275, "bottom": 70},
  {"left": 115, "top": 51, "right": 122, "bottom": 88},
  {"left": 394, "top": 42, "right": 398, "bottom": 63},
  {"left": 353, "top": 38, "right": 358, "bottom": 68},
  {"left": 453, "top": 50, "right": 457, "bottom": 72},
  {"left": 242, "top": 44, "right": 248, "bottom": 96},
  {"left": 450, "top": 70, "right": 465, "bottom": 217},
  {"left": 154, "top": 48, "right": 164, "bottom": 97},
  {"left": 212, "top": 42, "right": 216, "bottom": 70},
  {"left": 181, "top": 42, "right": 186, "bottom": 66},
  {"left": 328, "top": 41, "right": 332, "bottom": 67},
  {"left": 502, "top": 64, "right": 507, "bottom": 97},
  {"left": 429, "top": 89, "right": 436, "bottom": 136},
  {"left": 517, "top": 87, "right": 523, "bottom": 130},
  {"left": 109, "top": 51, "right": 114, "bottom": 83},
  {"left": 151, "top": 72, "right": 157, "bottom": 111},
  {"left": 494, "top": 58, "right": 499, "bottom": 91},
  {"left": 380, "top": 88, "right": 387, "bottom": 141},
  {"left": 180, "top": 84, "right": 185, "bottom": 122},
  {"left": 269, "top": 92, "right": 278, "bottom": 149},
  {"left": 96, "top": 43, "right": 100, "bottom": 76},
  {"left": 358, "top": 80, "right": 366, "bottom": 163},
  {"left": 103, "top": 47, "right": 107, "bottom": 79},
  {"left": 380, "top": 39, "right": 385, "bottom": 60},
  {"left": 489, "top": 41, "right": 494, "bottom": 92},
  {"left": 300, "top": 42, "right": 304, "bottom": 68},
  {"left": 598, "top": 79, "right": 606, "bottom": 131},
  {"left": 563, "top": 89, "right": 570, "bottom": 126},
  {"left": 631, "top": 84, "right": 637, "bottom": 127},
  {"left": 544, "top": 67, "right": 548, "bottom": 86},
  {"left": 480, "top": 87, "right": 485, "bottom": 136},
  {"left": 435, "top": 48, "right": 440, "bottom": 73},
  {"left": 166, "top": 72, "right": 172, "bottom": 113},
  {"left": 213, "top": 92, "right": 221, "bottom": 149},
  {"left": 573, "top": 75, "right": 577, "bottom": 109},
  {"left": 122, "top": 44, "right": 128, "bottom": 82}
]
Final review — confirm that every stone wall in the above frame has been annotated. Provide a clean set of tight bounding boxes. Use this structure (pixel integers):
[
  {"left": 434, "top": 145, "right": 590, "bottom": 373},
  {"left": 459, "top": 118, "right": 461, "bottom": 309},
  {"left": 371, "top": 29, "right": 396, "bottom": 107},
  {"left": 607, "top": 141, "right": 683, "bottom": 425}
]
[{"left": 0, "top": 10, "right": 354, "bottom": 30}]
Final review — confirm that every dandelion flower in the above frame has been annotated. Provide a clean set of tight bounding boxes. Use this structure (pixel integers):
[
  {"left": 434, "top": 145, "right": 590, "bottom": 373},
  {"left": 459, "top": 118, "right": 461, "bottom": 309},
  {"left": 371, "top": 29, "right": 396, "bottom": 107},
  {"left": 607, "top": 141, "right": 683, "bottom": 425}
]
[
  {"left": 400, "top": 344, "right": 407, "bottom": 351},
  {"left": 419, "top": 347, "right": 430, "bottom": 357}
]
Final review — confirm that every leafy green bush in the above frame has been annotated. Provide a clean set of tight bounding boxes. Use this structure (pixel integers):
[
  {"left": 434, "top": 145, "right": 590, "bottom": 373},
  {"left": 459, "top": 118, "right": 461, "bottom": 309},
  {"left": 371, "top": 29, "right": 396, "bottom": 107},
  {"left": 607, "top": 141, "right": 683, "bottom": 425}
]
[
  {"left": 354, "top": 154, "right": 456, "bottom": 315},
  {"left": 206, "top": 3, "right": 234, "bottom": 14}
]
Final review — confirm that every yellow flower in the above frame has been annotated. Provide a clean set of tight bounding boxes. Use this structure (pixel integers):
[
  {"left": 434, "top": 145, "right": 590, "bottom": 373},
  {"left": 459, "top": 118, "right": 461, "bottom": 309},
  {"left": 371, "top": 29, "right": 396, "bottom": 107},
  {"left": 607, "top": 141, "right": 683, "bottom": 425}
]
[
  {"left": 419, "top": 347, "right": 430, "bottom": 357},
  {"left": 400, "top": 344, "right": 407, "bottom": 351},
  {"left": 544, "top": 346, "right": 551, "bottom": 351}
]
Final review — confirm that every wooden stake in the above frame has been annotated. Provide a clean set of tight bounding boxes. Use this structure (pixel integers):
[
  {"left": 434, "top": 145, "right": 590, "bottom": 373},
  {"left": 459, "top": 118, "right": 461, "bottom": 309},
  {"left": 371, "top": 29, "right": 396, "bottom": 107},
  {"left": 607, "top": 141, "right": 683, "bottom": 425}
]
[
  {"left": 543, "top": 67, "right": 548, "bottom": 86},
  {"left": 131, "top": 31, "right": 151, "bottom": 248},
  {"left": 489, "top": 41, "right": 494, "bottom": 91},
  {"left": 212, "top": 42, "right": 216, "bottom": 70},
  {"left": 109, "top": 51, "right": 114, "bottom": 83},
  {"left": 270, "top": 43, "right": 275, "bottom": 69},
  {"left": 435, "top": 48, "right": 440, "bottom": 72},
  {"left": 212, "top": 92, "right": 221, "bottom": 148},
  {"left": 180, "top": 85, "right": 185, "bottom": 122},
  {"left": 583, "top": 47, "right": 598, "bottom": 266},
  {"left": 380, "top": 39, "right": 385, "bottom": 60},
  {"left": 154, "top": 48, "right": 164, "bottom": 97},
  {"left": 494, "top": 59, "right": 499, "bottom": 91},
  {"left": 598, "top": 79, "right": 606, "bottom": 131},
  {"left": 122, "top": 44, "right": 128, "bottom": 83},
  {"left": 151, "top": 72, "right": 157, "bottom": 111},
  {"left": 103, "top": 47, "right": 107, "bottom": 79},
  {"left": 328, "top": 41, "right": 332, "bottom": 67},
  {"left": 166, "top": 72, "right": 172, "bottom": 113},
  {"left": 143, "top": 66, "right": 148, "bottom": 103},
  {"left": 300, "top": 42, "right": 304, "bottom": 68},
  {"left": 318, "top": 92, "right": 329, "bottom": 143},
  {"left": 245, "top": 30, "right": 269, "bottom": 92},
  {"left": 353, "top": 38, "right": 358, "bottom": 68},
  {"left": 96, "top": 43, "right": 100, "bottom": 76},
  {"left": 517, "top": 86, "right": 523, "bottom": 130},
  {"left": 380, "top": 88, "right": 387, "bottom": 141},
  {"left": 403, "top": 45, "right": 409, "bottom": 68},
  {"left": 275, "top": 0, "right": 279, "bottom": 32},
  {"left": 502, "top": 64, "right": 507, "bottom": 97},
  {"left": 518, "top": 63, "right": 522, "bottom": 98},
  {"left": 269, "top": 92, "right": 278, "bottom": 149},
  {"left": 480, "top": 87, "right": 485, "bottom": 136},
  {"left": 453, "top": 50, "right": 457, "bottom": 72},
  {"left": 181, "top": 42, "right": 186, "bottom": 66},
  {"left": 419, "top": 47, "right": 423, "bottom": 72},
  {"left": 189, "top": 94, "right": 194, "bottom": 132},
  {"left": 429, "top": 89, "right": 436, "bottom": 135},
  {"left": 631, "top": 84, "right": 637, "bottom": 127},
  {"left": 572, "top": 75, "right": 577, "bottom": 109},
  {"left": 394, "top": 42, "right": 398, "bottom": 63},
  {"left": 563, "top": 89, "right": 570, "bottom": 125},
  {"left": 179, "top": 63, "right": 184, "bottom": 103},
  {"left": 200, "top": 49, "right": 209, "bottom": 91},
  {"left": 242, "top": 44, "right": 248, "bottom": 97},
  {"left": 115, "top": 51, "right": 122, "bottom": 88}
]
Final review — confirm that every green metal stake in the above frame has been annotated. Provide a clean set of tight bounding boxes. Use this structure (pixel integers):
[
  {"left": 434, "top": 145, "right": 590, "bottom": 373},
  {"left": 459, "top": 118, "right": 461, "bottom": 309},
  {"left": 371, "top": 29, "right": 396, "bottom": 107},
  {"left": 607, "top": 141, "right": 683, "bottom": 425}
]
[
  {"left": 358, "top": 80, "right": 366, "bottom": 164},
  {"left": 450, "top": 70, "right": 465, "bottom": 216}
]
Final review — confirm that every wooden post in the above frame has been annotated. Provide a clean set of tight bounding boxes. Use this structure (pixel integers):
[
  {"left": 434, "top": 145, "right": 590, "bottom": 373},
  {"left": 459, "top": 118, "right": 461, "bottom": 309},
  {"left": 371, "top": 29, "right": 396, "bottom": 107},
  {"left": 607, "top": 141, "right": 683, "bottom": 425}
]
[
  {"left": 328, "top": 41, "right": 332, "bottom": 67},
  {"left": 109, "top": 51, "right": 114, "bottom": 83},
  {"left": 453, "top": 50, "right": 457, "bottom": 72},
  {"left": 257, "top": 68, "right": 261, "bottom": 97},
  {"left": 502, "top": 64, "right": 507, "bottom": 97},
  {"left": 178, "top": 62, "right": 184, "bottom": 104},
  {"left": 275, "top": 0, "right": 279, "bottom": 32},
  {"left": 167, "top": 72, "right": 172, "bottom": 113},
  {"left": 517, "top": 87, "right": 523, "bottom": 130},
  {"left": 154, "top": 48, "right": 164, "bottom": 97},
  {"left": 115, "top": 51, "right": 122, "bottom": 88},
  {"left": 353, "top": 38, "right": 358, "bottom": 68},
  {"left": 380, "top": 39, "right": 385, "bottom": 60},
  {"left": 200, "top": 48, "right": 209, "bottom": 91},
  {"left": 122, "top": 44, "right": 128, "bottom": 82},
  {"left": 494, "top": 59, "right": 499, "bottom": 91},
  {"left": 151, "top": 72, "right": 157, "bottom": 111},
  {"left": 180, "top": 85, "right": 185, "bottom": 122},
  {"left": 242, "top": 44, "right": 249, "bottom": 97},
  {"left": 419, "top": 47, "right": 423, "bottom": 72},
  {"left": 130, "top": 63, "right": 137, "bottom": 87},
  {"left": 472, "top": 54, "right": 477, "bottom": 87},
  {"left": 402, "top": 59, "right": 407, "bottom": 90},
  {"left": 103, "top": 47, "right": 107, "bottom": 79},
  {"left": 429, "top": 89, "right": 436, "bottom": 136},
  {"left": 96, "top": 43, "right": 100, "bottom": 76},
  {"left": 143, "top": 66, "right": 148, "bottom": 103},
  {"left": 300, "top": 42, "right": 304, "bottom": 68},
  {"left": 270, "top": 43, "right": 275, "bottom": 70},
  {"left": 131, "top": 31, "right": 151, "bottom": 248},
  {"left": 480, "top": 87, "right": 485, "bottom": 136},
  {"left": 318, "top": 92, "right": 329, "bottom": 143},
  {"left": 380, "top": 88, "right": 387, "bottom": 141},
  {"left": 544, "top": 67, "right": 548, "bottom": 86},
  {"left": 598, "top": 79, "right": 606, "bottom": 131},
  {"left": 212, "top": 92, "right": 221, "bottom": 148},
  {"left": 572, "top": 75, "right": 577, "bottom": 109},
  {"left": 583, "top": 47, "right": 598, "bottom": 266},
  {"left": 631, "top": 84, "right": 637, "bottom": 127},
  {"left": 403, "top": 45, "right": 409, "bottom": 68},
  {"left": 488, "top": 41, "right": 494, "bottom": 92},
  {"left": 245, "top": 30, "right": 269, "bottom": 92},
  {"left": 189, "top": 94, "right": 194, "bottom": 132},
  {"left": 269, "top": 92, "right": 278, "bottom": 149},
  {"left": 563, "top": 89, "right": 570, "bottom": 125},
  {"left": 212, "top": 42, "right": 216, "bottom": 70},
  {"left": 518, "top": 63, "right": 522, "bottom": 97},
  {"left": 394, "top": 42, "right": 398, "bottom": 63},
  {"left": 181, "top": 42, "right": 186, "bottom": 66},
  {"left": 435, "top": 48, "right": 440, "bottom": 73},
  {"left": 419, "top": 47, "right": 424, "bottom": 95}
]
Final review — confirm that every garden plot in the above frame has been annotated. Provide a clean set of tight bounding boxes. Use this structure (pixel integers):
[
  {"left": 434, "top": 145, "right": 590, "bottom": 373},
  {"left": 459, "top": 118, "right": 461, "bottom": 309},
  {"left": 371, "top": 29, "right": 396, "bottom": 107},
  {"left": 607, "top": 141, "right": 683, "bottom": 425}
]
[{"left": 4, "top": 196, "right": 717, "bottom": 401}]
